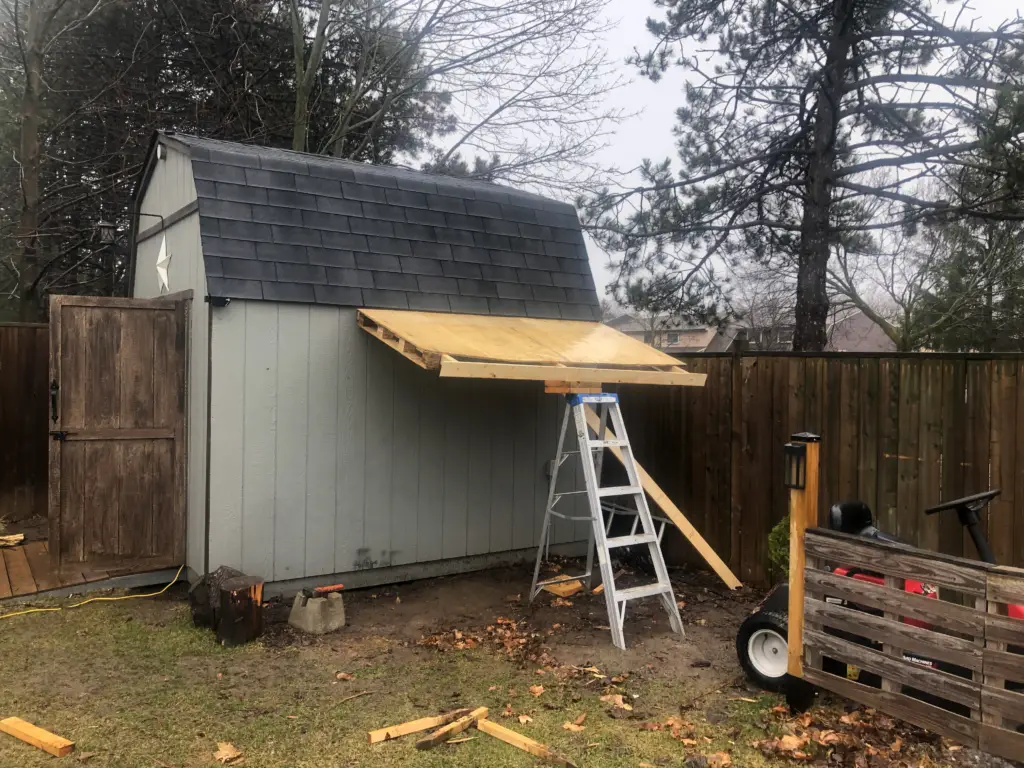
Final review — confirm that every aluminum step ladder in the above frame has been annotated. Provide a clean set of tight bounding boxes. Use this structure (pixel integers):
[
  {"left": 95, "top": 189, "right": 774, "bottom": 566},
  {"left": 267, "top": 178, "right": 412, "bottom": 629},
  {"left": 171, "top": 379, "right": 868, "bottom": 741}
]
[{"left": 529, "top": 393, "right": 684, "bottom": 650}]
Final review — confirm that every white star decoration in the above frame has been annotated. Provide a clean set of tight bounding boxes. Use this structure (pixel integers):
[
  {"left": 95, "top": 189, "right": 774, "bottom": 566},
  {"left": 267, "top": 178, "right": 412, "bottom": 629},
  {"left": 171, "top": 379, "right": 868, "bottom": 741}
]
[{"left": 156, "top": 234, "right": 171, "bottom": 292}]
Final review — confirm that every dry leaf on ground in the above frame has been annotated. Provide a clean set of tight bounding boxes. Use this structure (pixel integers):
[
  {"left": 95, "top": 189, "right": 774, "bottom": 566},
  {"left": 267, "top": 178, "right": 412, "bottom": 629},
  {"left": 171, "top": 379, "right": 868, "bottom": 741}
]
[
  {"left": 214, "top": 742, "right": 244, "bottom": 764},
  {"left": 573, "top": 713, "right": 587, "bottom": 726},
  {"left": 529, "top": 685, "right": 545, "bottom": 697},
  {"left": 639, "top": 722, "right": 662, "bottom": 732},
  {"left": 611, "top": 673, "right": 629, "bottom": 683},
  {"left": 518, "top": 714, "right": 533, "bottom": 724},
  {"left": 663, "top": 715, "right": 693, "bottom": 738},
  {"left": 335, "top": 672, "right": 354, "bottom": 681},
  {"left": 600, "top": 693, "right": 633, "bottom": 711},
  {"left": 551, "top": 597, "right": 574, "bottom": 607},
  {"left": 680, "top": 738, "right": 698, "bottom": 746},
  {"left": 707, "top": 753, "right": 732, "bottom": 767},
  {"left": 488, "top": 685, "right": 498, "bottom": 691},
  {"left": 502, "top": 704, "right": 514, "bottom": 718},
  {"left": 563, "top": 722, "right": 585, "bottom": 732}
]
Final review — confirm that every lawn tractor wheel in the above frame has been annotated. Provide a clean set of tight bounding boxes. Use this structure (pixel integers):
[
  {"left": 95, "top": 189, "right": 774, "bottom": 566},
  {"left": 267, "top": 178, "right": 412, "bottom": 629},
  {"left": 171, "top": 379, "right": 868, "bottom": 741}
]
[{"left": 737, "top": 610, "right": 789, "bottom": 692}]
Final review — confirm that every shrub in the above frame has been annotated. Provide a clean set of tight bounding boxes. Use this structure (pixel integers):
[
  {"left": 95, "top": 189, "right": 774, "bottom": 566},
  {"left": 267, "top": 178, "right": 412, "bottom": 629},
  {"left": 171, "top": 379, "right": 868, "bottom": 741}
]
[{"left": 768, "top": 515, "right": 790, "bottom": 581}]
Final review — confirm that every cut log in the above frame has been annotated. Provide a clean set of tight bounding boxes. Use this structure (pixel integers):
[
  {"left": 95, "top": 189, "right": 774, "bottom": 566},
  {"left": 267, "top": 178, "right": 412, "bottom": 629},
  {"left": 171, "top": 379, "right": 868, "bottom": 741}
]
[
  {"left": 216, "top": 576, "right": 264, "bottom": 647},
  {"left": 415, "top": 707, "right": 487, "bottom": 750}
]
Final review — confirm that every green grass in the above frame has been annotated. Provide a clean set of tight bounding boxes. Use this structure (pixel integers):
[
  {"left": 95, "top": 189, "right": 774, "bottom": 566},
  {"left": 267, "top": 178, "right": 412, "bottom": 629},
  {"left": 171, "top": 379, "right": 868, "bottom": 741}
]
[{"left": 0, "top": 593, "right": 966, "bottom": 767}]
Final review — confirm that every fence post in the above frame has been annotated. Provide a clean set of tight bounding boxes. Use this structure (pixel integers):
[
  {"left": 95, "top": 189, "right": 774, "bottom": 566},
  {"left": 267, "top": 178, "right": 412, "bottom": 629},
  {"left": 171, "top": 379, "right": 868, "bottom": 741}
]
[
  {"left": 729, "top": 329, "right": 747, "bottom": 573},
  {"left": 785, "top": 432, "right": 821, "bottom": 679}
]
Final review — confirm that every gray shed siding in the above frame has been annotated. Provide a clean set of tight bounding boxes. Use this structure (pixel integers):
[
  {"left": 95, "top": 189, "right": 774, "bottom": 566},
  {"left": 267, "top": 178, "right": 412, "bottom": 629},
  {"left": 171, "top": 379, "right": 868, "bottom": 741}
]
[
  {"left": 207, "top": 302, "right": 587, "bottom": 582},
  {"left": 131, "top": 145, "right": 210, "bottom": 574}
]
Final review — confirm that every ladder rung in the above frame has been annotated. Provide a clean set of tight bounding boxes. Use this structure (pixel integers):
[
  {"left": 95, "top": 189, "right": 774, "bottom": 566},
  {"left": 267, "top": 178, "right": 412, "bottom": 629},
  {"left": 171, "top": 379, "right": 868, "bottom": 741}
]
[
  {"left": 606, "top": 533, "right": 658, "bottom": 548},
  {"left": 615, "top": 583, "right": 673, "bottom": 602},
  {"left": 597, "top": 485, "right": 643, "bottom": 498},
  {"left": 589, "top": 439, "right": 629, "bottom": 448},
  {"left": 554, "top": 490, "right": 589, "bottom": 497}
]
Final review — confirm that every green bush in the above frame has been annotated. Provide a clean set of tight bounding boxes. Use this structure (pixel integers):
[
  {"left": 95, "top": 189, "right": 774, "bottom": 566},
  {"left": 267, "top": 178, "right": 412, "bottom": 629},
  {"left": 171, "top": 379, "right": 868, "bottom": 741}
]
[{"left": 768, "top": 515, "right": 790, "bottom": 581}]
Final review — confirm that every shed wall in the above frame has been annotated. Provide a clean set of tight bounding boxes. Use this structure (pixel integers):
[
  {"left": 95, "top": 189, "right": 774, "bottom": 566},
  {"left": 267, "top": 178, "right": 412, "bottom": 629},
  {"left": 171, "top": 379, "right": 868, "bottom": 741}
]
[
  {"left": 207, "top": 302, "right": 587, "bottom": 582},
  {"left": 131, "top": 146, "right": 209, "bottom": 573}
]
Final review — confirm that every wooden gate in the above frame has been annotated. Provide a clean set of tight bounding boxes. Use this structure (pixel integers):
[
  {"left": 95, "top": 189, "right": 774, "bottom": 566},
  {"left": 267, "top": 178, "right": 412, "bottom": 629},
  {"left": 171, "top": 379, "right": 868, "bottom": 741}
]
[
  {"left": 48, "top": 295, "right": 189, "bottom": 574},
  {"left": 799, "top": 528, "right": 1024, "bottom": 761}
]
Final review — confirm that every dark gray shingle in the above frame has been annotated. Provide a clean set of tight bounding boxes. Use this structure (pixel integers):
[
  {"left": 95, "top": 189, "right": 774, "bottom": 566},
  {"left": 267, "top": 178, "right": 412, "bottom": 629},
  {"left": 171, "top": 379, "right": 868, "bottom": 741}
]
[{"left": 163, "top": 133, "right": 599, "bottom": 318}]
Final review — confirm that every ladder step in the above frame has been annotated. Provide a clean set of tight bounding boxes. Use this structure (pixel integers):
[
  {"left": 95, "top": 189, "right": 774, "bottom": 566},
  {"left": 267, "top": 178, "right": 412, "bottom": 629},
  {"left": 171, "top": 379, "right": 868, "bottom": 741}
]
[
  {"left": 597, "top": 485, "right": 643, "bottom": 498},
  {"left": 589, "top": 439, "right": 629, "bottom": 448},
  {"left": 615, "top": 583, "right": 674, "bottom": 602},
  {"left": 606, "top": 533, "right": 659, "bottom": 548}
]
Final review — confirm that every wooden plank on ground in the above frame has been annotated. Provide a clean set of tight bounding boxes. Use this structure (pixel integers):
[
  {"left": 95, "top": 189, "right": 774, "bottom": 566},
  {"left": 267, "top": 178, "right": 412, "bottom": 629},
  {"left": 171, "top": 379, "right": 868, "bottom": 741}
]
[
  {"left": 368, "top": 709, "right": 473, "bottom": 744},
  {"left": 583, "top": 409, "right": 741, "bottom": 589},
  {"left": 803, "top": 667, "right": 979, "bottom": 746},
  {"left": 0, "top": 717, "right": 74, "bottom": 757},
  {"left": 476, "top": 718, "right": 579, "bottom": 768},
  {"left": 21, "top": 541, "right": 58, "bottom": 592},
  {"left": 804, "top": 531, "right": 988, "bottom": 596},
  {"left": 3, "top": 547, "right": 36, "bottom": 596},
  {"left": 0, "top": 550, "right": 11, "bottom": 598},
  {"left": 415, "top": 707, "right": 487, "bottom": 750}
]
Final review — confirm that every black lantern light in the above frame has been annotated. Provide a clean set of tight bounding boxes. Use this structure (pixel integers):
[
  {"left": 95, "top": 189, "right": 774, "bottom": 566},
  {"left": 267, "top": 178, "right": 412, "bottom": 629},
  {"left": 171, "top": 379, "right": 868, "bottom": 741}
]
[
  {"left": 96, "top": 219, "right": 116, "bottom": 244},
  {"left": 783, "top": 442, "right": 807, "bottom": 489}
]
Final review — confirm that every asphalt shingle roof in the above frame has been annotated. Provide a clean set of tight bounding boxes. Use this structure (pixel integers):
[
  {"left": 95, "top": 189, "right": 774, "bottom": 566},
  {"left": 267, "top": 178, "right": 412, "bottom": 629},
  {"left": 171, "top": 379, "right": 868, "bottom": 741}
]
[{"left": 161, "top": 133, "right": 600, "bottom": 320}]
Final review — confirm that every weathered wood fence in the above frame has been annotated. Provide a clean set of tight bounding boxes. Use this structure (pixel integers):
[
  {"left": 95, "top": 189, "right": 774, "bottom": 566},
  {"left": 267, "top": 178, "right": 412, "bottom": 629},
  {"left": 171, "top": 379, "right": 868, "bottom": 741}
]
[
  {"left": 0, "top": 323, "right": 49, "bottom": 522},
  {"left": 618, "top": 353, "right": 1024, "bottom": 586}
]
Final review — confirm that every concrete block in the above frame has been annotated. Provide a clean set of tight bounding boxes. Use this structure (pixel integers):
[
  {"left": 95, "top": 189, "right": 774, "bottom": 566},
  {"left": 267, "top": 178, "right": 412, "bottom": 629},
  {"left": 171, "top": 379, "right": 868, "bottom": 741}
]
[{"left": 288, "top": 592, "right": 346, "bottom": 634}]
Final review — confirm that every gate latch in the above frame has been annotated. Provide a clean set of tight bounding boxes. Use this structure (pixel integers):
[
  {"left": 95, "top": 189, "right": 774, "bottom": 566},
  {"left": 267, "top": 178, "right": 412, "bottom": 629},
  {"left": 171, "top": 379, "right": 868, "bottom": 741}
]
[{"left": 49, "top": 430, "right": 70, "bottom": 441}]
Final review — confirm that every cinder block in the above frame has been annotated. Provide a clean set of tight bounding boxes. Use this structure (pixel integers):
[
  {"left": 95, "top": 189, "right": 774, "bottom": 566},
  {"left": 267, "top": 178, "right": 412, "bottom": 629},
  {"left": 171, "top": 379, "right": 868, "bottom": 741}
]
[{"left": 288, "top": 592, "right": 346, "bottom": 635}]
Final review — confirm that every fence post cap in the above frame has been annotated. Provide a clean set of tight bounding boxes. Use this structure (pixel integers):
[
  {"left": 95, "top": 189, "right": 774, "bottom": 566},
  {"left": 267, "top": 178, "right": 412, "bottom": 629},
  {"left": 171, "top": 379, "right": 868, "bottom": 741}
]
[{"left": 790, "top": 432, "right": 821, "bottom": 443}]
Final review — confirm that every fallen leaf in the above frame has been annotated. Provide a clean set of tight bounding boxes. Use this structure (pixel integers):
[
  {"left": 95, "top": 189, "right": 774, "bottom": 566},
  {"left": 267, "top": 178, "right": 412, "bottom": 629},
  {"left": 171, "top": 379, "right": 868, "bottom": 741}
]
[
  {"left": 814, "top": 730, "right": 843, "bottom": 746},
  {"left": 502, "top": 704, "right": 514, "bottom": 718},
  {"left": 529, "top": 685, "right": 545, "bottom": 697},
  {"left": 395, "top": 596, "right": 401, "bottom": 604},
  {"left": 75, "top": 753, "right": 98, "bottom": 763},
  {"left": 563, "top": 722, "right": 585, "bottom": 732},
  {"left": 840, "top": 712, "right": 860, "bottom": 725},
  {"left": 488, "top": 685, "right": 498, "bottom": 691},
  {"left": 574, "top": 713, "right": 587, "bottom": 726},
  {"left": 695, "top": 619, "right": 707, "bottom": 626},
  {"left": 707, "top": 753, "right": 732, "bottom": 767},
  {"left": 771, "top": 705, "right": 789, "bottom": 715},
  {"left": 552, "top": 597, "right": 573, "bottom": 607},
  {"left": 611, "top": 673, "right": 629, "bottom": 683},
  {"left": 600, "top": 693, "right": 633, "bottom": 711},
  {"left": 519, "top": 714, "right": 533, "bottom": 724},
  {"left": 454, "top": 630, "right": 463, "bottom": 640},
  {"left": 335, "top": 672, "right": 354, "bottom": 681},
  {"left": 639, "top": 722, "right": 662, "bottom": 732},
  {"left": 890, "top": 738, "right": 902, "bottom": 753},
  {"left": 214, "top": 742, "right": 243, "bottom": 764},
  {"left": 640, "top": 763, "right": 657, "bottom": 768},
  {"left": 677, "top": 600, "right": 687, "bottom": 609},
  {"left": 505, "top": 593, "right": 521, "bottom": 602},
  {"left": 794, "top": 712, "right": 813, "bottom": 728},
  {"left": 680, "top": 738, "right": 698, "bottom": 746},
  {"left": 779, "top": 734, "right": 809, "bottom": 751}
]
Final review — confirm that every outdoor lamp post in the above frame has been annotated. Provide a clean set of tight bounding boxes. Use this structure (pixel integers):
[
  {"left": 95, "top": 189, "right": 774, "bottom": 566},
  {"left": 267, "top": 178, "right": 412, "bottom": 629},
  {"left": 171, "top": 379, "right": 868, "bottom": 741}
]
[{"left": 784, "top": 432, "right": 820, "bottom": 708}]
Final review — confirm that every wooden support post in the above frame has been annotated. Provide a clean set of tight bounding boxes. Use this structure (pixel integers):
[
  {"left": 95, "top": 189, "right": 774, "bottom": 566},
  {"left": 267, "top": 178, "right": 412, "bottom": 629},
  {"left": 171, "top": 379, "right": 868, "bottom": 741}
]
[{"left": 787, "top": 434, "right": 820, "bottom": 679}]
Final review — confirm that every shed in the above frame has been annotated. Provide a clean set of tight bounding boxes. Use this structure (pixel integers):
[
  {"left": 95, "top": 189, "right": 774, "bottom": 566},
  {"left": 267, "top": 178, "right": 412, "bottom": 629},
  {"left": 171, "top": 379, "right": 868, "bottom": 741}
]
[{"left": 128, "top": 132, "right": 704, "bottom": 592}]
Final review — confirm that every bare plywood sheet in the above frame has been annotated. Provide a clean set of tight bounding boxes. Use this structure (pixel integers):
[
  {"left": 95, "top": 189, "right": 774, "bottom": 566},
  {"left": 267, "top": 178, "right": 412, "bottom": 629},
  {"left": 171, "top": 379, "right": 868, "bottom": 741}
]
[{"left": 357, "top": 309, "right": 707, "bottom": 387}]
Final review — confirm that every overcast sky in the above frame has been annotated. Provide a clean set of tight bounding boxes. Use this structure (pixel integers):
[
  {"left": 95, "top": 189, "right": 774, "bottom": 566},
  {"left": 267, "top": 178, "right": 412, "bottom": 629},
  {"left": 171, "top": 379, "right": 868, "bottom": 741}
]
[{"left": 586, "top": 0, "right": 1021, "bottom": 299}]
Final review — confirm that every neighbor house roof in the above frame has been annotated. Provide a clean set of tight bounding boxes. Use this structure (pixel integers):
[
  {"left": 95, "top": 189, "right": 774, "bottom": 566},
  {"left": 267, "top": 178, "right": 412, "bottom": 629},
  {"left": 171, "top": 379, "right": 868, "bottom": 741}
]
[{"left": 153, "top": 133, "right": 600, "bottom": 320}]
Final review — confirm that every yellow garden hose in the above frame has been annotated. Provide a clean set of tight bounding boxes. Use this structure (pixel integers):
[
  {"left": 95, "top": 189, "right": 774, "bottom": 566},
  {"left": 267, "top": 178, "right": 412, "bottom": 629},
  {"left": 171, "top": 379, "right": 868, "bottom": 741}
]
[{"left": 0, "top": 564, "right": 185, "bottom": 621}]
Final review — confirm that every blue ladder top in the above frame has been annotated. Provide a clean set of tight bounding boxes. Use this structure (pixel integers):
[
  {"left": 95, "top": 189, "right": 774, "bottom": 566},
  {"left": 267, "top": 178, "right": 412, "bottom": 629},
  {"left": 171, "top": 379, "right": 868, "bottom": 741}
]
[{"left": 567, "top": 393, "right": 619, "bottom": 406}]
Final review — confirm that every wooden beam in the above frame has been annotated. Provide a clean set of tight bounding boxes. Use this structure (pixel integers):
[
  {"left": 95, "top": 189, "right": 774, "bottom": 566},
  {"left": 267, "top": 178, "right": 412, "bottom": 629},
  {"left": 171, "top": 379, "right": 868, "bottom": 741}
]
[
  {"left": 476, "top": 718, "right": 578, "bottom": 768},
  {"left": 368, "top": 708, "right": 472, "bottom": 744},
  {"left": 441, "top": 359, "right": 707, "bottom": 387},
  {"left": 787, "top": 439, "right": 820, "bottom": 678},
  {"left": 583, "top": 409, "right": 741, "bottom": 590},
  {"left": 0, "top": 717, "right": 74, "bottom": 757},
  {"left": 356, "top": 312, "right": 439, "bottom": 369},
  {"left": 415, "top": 707, "right": 488, "bottom": 750}
]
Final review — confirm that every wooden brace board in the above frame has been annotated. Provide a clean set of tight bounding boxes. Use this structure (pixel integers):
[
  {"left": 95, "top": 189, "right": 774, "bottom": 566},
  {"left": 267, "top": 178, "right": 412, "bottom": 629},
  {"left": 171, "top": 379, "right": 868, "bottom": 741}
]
[{"left": 357, "top": 309, "right": 707, "bottom": 388}]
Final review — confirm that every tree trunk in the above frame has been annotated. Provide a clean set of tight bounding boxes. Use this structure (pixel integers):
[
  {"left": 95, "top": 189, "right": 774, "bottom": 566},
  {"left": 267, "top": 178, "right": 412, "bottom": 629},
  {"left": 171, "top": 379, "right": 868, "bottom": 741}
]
[
  {"left": 792, "top": 0, "right": 856, "bottom": 351},
  {"left": 16, "top": 38, "right": 44, "bottom": 321},
  {"left": 292, "top": 85, "right": 309, "bottom": 152}
]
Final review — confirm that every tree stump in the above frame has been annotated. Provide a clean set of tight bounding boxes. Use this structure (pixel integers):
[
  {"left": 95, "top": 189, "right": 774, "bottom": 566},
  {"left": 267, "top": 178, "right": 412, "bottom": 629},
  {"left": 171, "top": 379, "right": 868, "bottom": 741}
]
[
  {"left": 188, "top": 565, "right": 243, "bottom": 628},
  {"left": 216, "top": 576, "right": 264, "bottom": 647}
]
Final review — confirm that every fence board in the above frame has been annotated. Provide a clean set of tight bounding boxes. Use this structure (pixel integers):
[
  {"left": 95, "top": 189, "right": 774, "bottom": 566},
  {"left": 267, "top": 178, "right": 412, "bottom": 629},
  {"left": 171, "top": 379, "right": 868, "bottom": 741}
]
[{"left": 0, "top": 324, "right": 49, "bottom": 523}]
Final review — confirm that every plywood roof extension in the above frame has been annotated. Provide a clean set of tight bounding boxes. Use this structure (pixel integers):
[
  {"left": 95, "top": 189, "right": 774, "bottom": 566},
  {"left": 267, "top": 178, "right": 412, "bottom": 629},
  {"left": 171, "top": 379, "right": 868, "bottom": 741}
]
[{"left": 357, "top": 309, "right": 707, "bottom": 388}]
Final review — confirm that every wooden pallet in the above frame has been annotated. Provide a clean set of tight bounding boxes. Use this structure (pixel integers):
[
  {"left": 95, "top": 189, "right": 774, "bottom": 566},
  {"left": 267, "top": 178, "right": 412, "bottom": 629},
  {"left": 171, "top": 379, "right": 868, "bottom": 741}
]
[
  {"left": 0, "top": 541, "right": 110, "bottom": 601},
  {"left": 800, "top": 529, "right": 1024, "bottom": 760}
]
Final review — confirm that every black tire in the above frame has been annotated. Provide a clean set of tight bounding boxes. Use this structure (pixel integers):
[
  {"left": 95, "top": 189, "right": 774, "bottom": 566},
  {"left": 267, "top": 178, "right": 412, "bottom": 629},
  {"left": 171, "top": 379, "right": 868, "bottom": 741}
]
[{"left": 736, "top": 610, "right": 789, "bottom": 692}]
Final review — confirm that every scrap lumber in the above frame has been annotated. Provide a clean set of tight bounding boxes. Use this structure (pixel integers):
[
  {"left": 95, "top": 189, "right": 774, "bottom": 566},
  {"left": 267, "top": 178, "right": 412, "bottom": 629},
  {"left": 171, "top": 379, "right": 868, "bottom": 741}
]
[
  {"left": 476, "top": 718, "right": 578, "bottom": 768},
  {"left": 542, "top": 579, "right": 584, "bottom": 598},
  {"left": 0, "top": 534, "right": 25, "bottom": 547},
  {"left": 0, "top": 717, "right": 74, "bottom": 757},
  {"left": 369, "top": 708, "right": 473, "bottom": 744},
  {"left": 584, "top": 408, "right": 742, "bottom": 590},
  {"left": 415, "top": 707, "right": 488, "bottom": 750}
]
